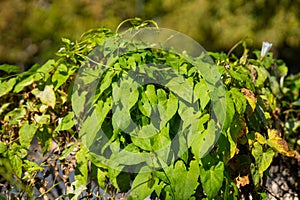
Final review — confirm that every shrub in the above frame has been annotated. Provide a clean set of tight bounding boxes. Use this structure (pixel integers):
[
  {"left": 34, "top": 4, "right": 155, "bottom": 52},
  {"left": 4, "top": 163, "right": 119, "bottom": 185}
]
[{"left": 0, "top": 19, "right": 299, "bottom": 199}]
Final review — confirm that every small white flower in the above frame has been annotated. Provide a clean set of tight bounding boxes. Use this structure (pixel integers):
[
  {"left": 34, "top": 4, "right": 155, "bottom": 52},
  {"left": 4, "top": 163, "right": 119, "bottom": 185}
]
[{"left": 261, "top": 41, "right": 272, "bottom": 58}]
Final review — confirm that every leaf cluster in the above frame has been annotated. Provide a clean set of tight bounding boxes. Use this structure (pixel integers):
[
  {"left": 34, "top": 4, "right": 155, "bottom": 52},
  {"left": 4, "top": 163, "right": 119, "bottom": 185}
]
[{"left": 0, "top": 20, "right": 299, "bottom": 199}]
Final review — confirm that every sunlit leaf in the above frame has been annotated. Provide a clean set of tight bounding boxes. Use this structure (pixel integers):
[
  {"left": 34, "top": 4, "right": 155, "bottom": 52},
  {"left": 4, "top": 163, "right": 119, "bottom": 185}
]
[
  {"left": 165, "top": 160, "right": 199, "bottom": 199},
  {"left": 229, "top": 88, "right": 247, "bottom": 115},
  {"left": 4, "top": 107, "right": 26, "bottom": 125},
  {"left": 241, "top": 88, "right": 257, "bottom": 111},
  {"left": 52, "top": 63, "right": 69, "bottom": 90},
  {"left": 128, "top": 167, "right": 158, "bottom": 200},
  {"left": 0, "top": 64, "right": 21, "bottom": 74},
  {"left": 8, "top": 150, "right": 22, "bottom": 178},
  {"left": 32, "top": 85, "right": 56, "bottom": 109},
  {"left": 55, "top": 112, "right": 75, "bottom": 131},
  {"left": 191, "top": 119, "right": 217, "bottom": 159},
  {"left": 34, "top": 114, "right": 50, "bottom": 125},
  {"left": 19, "top": 121, "right": 38, "bottom": 149},
  {"left": 267, "top": 129, "right": 295, "bottom": 157},
  {"left": 255, "top": 132, "right": 267, "bottom": 144},
  {"left": 252, "top": 142, "right": 274, "bottom": 174},
  {"left": 194, "top": 79, "right": 210, "bottom": 110},
  {"left": 0, "top": 78, "right": 17, "bottom": 97},
  {"left": 0, "top": 142, "right": 7, "bottom": 154},
  {"left": 199, "top": 159, "right": 224, "bottom": 199},
  {"left": 75, "top": 145, "right": 88, "bottom": 187}
]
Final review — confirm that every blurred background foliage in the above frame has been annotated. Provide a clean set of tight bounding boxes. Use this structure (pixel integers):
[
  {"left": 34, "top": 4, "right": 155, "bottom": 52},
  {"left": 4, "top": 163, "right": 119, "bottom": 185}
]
[{"left": 0, "top": 0, "right": 299, "bottom": 73}]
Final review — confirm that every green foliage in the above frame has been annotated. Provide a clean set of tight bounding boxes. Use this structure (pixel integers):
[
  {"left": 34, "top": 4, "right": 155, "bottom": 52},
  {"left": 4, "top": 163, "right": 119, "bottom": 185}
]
[{"left": 0, "top": 20, "right": 299, "bottom": 199}]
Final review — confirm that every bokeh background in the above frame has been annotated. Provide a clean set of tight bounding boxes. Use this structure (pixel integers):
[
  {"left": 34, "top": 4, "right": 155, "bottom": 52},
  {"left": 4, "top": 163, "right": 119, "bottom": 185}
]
[{"left": 1, "top": 0, "right": 299, "bottom": 73}]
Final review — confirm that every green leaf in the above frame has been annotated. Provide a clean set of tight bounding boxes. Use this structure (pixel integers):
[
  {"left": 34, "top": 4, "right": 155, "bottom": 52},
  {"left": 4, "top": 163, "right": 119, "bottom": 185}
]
[
  {"left": 35, "top": 59, "right": 55, "bottom": 80},
  {"left": 131, "top": 124, "right": 158, "bottom": 151},
  {"left": 255, "top": 132, "right": 267, "bottom": 144},
  {"left": 112, "top": 77, "right": 139, "bottom": 110},
  {"left": 55, "top": 112, "right": 75, "bottom": 131},
  {"left": 199, "top": 160, "right": 224, "bottom": 199},
  {"left": 52, "top": 63, "right": 69, "bottom": 90},
  {"left": 0, "top": 102, "right": 10, "bottom": 116},
  {"left": 23, "top": 160, "right": 43, "bottom": 173},
  {"left": 107, "top": 145, "right": 149, "bottom": 167},
  {"left": 107, "top": 168, "right": 128, "bottom": 191},
  {"left": 34, "top": 114, "right": 50, "bottom": 125},
  {"left": 151, "top": 125, "right": 172, "bottom": 151},
  {"left": 269, "top": 76, "right": 281, "bottom": 97},
  {"left": 191, "top": 119, "right": 218, "bottom": 159},
  {"left": 252, "top": 65, "right": 269, "bottom": 87},
  {"left": 97, "top": 70, "right": 115, "bottom": 97},
  {"left": 36, "top": 126, "right": 52, "bottom": 154},
  {"left": 14, "top": 60, "right": 55, "bottom": 93},
  {"left": 250, "top": 163, "right": 261, "bottom": 187},
  {"left": 138, "top": 91, "right": 152, "bottom": 117},
  {"left": 60, "top": 144, "right": 75, "bottom": 160},
  {"left": 112, "top": 77, "right": 139, "bottom": 130},
  {"left": 61, "top": 37, "right": 71, "bottom": 45},
  {"left": 8, "top": 150, "right": 22, "bottom": 178},
  {"left": 0, "top": 64, "right": 21, "bottom": 73},
  {"left": 32, "top": 85, "right": 56, "bottom": 109},
  {"left": 80, "top": 99, "right": 111, "bottom": 148},
  {"left": 158, "top": 92, "right": 178, "bottom": 128},
  {"left": 112, "top": 106, "right": 131, "bottom": 131},
  {"left": 19, "top": 121, "right": 38, "bottom": 149},
  {"left": 72, "top": 90, "right": 87, "bottom": 117},
  {"left": 166, "top": 75, "right": 194, "bottom": 103},
  {"left": 194, "top": 79, "right": 210, "bottom": 110},
  {"left": 97, "top": 168, "right": 107, "bottom": 189},
  {"left": 68, "top": 181, "right": 87, "bottom": 200},
  {"left": 223, "top": 92, "right": 235, "bottom": 131},
  {"left": 292, "top": 99, "right": 300, "bottom": 106},
  {"left": 226, "top": 128, "right": 237, "bottom": 159},
  {"left": 0, "top": 78, "right": 17, "bottom": 97},
  {"left": 128, "top": 167, "right": 158, "bottom": 200},
  {"left": 4, "top": 107, "right": 26, "bottom": 125},
  {"left": 229, "top": 88, "right": 247, "bottom": 115},
  {"left": 165, "top": 160, "right": 199, "bottom": 200},
  {"left": 0, "top": 142, "right": 7, "bottom": 154},
  {"left": 145, "top": 84, "right": 157, "bottom": 106},
  {"left": 14, "top": 75, "right": 35, "bottom": 93},
  {"left": 252, "top": 142, "right": 274, "bottom": 174},
  {"left": 75, "top": 145, "right": 88, "bottom": 187},
  {"left": 212, "top": 93, "right": 227, "bottom": 129}
]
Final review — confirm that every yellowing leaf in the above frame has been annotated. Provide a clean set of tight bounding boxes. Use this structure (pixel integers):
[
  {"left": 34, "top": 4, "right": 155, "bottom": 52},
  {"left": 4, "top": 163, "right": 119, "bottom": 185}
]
[
  {"left": 32, "top": 85, "right": 56, "bottom": 109},
  {"left": 241, "top": 88, "right": 257, "bottom": 112},
  {"left": 234, "top": 175, "right": 250, "bottom": 189},
  {"left": 255, "top": 132, "right": 267, "bottom": 144},
  {"left": 267, "top": 129, "right": 295, "bottom": 157}
]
